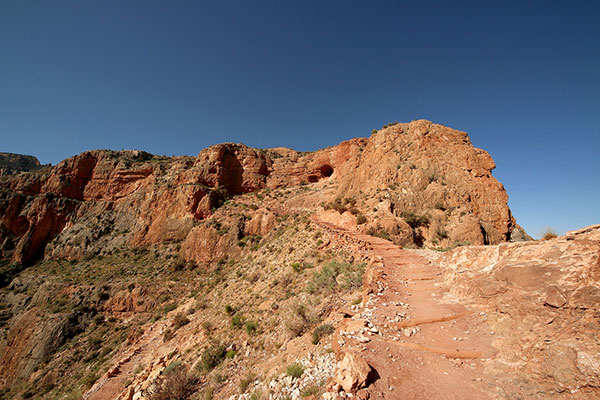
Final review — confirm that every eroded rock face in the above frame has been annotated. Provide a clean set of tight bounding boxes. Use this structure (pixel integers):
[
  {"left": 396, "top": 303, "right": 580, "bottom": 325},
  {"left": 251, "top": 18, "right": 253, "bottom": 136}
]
[
  {"left": 0, "top": 153, "right": 42, "bottom": 177},
  {"left": 435, "top": 224, "right": 600, "bottom": 393},
  {"left": 0, "top": 120, "right": 521, "bottom": 265},
  {"left": 245, "top": 209, "right": 277, "bottom": 236}
]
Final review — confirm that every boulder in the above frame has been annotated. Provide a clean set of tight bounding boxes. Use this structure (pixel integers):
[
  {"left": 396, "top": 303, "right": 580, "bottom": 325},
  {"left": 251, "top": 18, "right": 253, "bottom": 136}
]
[{"left": 334, "top": 352, "right": 374, "bottom": 393}]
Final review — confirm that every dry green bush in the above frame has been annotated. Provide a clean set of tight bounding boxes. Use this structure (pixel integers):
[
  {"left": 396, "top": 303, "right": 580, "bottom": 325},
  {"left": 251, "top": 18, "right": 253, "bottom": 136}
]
[
  {"left": 541, "top": 227, "right": 558, "bottom": 240},
  {"left": 148, "top": 364, "right": 197, "bottom": 400}
]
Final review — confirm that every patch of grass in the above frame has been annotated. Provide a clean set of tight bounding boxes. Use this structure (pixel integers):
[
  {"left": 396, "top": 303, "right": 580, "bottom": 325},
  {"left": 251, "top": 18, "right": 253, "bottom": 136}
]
[
  {"left": 291, "top": 262, "right": 302, "bottom": 273},
  {"left": 0, "top": 261, "right": 25, "bottom": 288},
  {"left": 301, "top": 385, "right": 322, "bottom": 397},
  {"left": 366, "top": 226, "right": 390, "bottom": 240},
  {"left": 244, "top": 320, "right": 258, "bottom": 335},
  {"left": 400, "top": 211, "right": 430, "bottom": 229},
  {"left": 311, "top": 323, "right": 334, "bottom": 345},
  {"left": 434, "top": 240, "right": 472, "bottom": 252},
  {"left": 173, "top": 312, "right": 190, "bottom": 329},
  {"left": 231, "top": 313, "right": 245, "bottom": 329},
  {"left": 356, "top": 213, "right": 367, "bottom": 225},
  {"left": 250, "top": 389, "right": 263, "bottom": 400},
  {"left": 239, "top": 373, "right": 256, "bottom": 393},
  {"left": 540, "top": 227, "right": 558, "bottom": 240},
  {"left": 196, "top": 344, "right": 226, "bottom": 373},
  {"left": 435, "top": 228, "right": 449, "bottom": 240},
  {"left": 226, "top": 350, "right": 237, "bottom": 359},
  {"left": 162, "top": 303, "right": 177, "bottom": 314},
  {"left": 306, "top": 260, "right": 365, "bottom": 294},
  {"left": 164, "top": 361, "right": 182, "bottom": 374},
  {"left": 149, "top": 364, "right": 197, "bottom": 400},
  {"left": 225, "top": 304, "right": 235, "bottom": 315},
  {"left": 286, "top": 362, "right": 305, "bottom": 378}
]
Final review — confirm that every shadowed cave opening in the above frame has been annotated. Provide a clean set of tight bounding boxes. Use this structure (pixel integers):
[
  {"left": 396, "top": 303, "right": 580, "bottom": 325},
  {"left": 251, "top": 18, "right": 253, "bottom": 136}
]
[{"left": 320, "top": 164, "right": 334, "bottom": 177}]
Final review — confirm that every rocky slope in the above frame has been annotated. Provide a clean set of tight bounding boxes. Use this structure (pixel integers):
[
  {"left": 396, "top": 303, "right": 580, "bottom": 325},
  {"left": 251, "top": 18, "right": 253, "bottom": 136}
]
[
  {"left": 311, "top": 220, "right": 600, "bottom": 399},
  {"left": 6, "top": 120, "right": 596, "bottom": 400},
  {"left": 0, "top": 153, "right": 43, "bottom": 177}
]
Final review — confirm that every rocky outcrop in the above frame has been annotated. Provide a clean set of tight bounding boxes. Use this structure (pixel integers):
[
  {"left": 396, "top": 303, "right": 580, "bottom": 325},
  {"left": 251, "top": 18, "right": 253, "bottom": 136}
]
[
  {"left": 0, "top": 153, "right": 42, "bottom": 177},
  {"left": 433, "top": 224, "right": 600, "bottom": 394},
  {"left": 316, "top": 219, "right": 600, "bottom": 399},
  {"left": 333, "top": 352, "right": 375, "bottom": 393},
  {"left": 0, "top": 120, "right": 522, "bottom": 266}
]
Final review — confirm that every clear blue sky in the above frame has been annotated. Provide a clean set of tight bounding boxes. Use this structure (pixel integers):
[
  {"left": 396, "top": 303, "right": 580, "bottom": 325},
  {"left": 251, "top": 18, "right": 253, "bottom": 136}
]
[{"left": 1, "top": 1, "right": 598, "bottom": 237}]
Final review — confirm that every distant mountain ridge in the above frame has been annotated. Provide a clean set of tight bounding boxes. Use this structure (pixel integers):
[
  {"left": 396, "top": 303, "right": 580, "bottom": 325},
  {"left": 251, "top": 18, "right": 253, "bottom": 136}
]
[{"left": 0, "top": 152, "right": 43, "bottom": 176}]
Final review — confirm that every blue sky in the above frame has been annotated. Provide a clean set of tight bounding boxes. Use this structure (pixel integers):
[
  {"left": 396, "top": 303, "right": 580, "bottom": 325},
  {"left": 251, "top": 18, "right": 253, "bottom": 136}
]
[{"left": 1, "top": 1, "right": 598, "bottom": 237}]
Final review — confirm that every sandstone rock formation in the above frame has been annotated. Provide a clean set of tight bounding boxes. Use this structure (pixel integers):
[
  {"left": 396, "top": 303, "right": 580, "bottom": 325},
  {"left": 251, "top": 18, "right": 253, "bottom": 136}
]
[
  {"left": 0, "top": 153, "right": 42, "bottom": 177},
  {"left": 433, "top": 224, "right": 600, "bottom": 395},
  {"left": 0, "top": 120, "right": 521, "bottom": 267}
]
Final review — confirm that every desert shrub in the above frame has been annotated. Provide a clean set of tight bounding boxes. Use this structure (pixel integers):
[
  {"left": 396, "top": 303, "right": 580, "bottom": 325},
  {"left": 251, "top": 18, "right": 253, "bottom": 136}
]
[
  {"left": 328, "top": 198, "right": 345, "bottom": 213},
  {"left": 541, "top": 227, "right": 558, "bottom": 240},
  {"left": 149, "top": 364, "right": 197, "bottom": 400},
  {"left": 434, "top": 202, "right": 446, "bottom": 210},
  {"left": 231, "top": 313, "right": 245, "bottom": 329},
  {"left": 196, "top": 344, "right": 226, "bottom": 373},
  {"left": 306, "top": 260, "right": 365, "bottom": 294},
  {"left": 173, "top": 313, "right": 190, "bottom": 329},
  {"left": 285, "top": 317, "right": 307, "bottom": 337},
  {"left": 291, "top": 262, "right": 302, "bottom": 273},
  {"left": 434, "top": 240, "right": 472, "bottom": 252},
  {"left": 239, "top": 373, "right": 256, "bottom": 393},
  {"left": 356, "top": 213, "right": 367, "bottom": 224},
  {"left": 286, "top": 362, "right": 305, "bottom": 378},
  {"left": 162, "top": 303, "right": 177, "bottom": 314},
  {"left": 366, "top": 226, "right": 390, "bottom": 240},
  {"left": 202, "top": 321, "right": 213, "bottom": 334},
  {"left": 226, "top": 350, "right": 237, "bottom": 359},
  {"left": 427, "top": 172, "right": 438, "bottom": 183},
  {"left": 294, "top": 303, "right": 308, "bottom": 320},
  {"left": 301, "top": 385, "right": 321, "bottom": 397},
  {"left": 435, "top": 228, "right": 449, "bottom": 240},
  {"left": 163, "top": 328, "right": 175, "bottom": 342},
  {"left": 400, "top": 211, "right": 430, "bottom": 229},
  {"left": 170, "top": 258, "right": 186, "bottom": 272},
  {"left": 285, "top": 302, "right": 311, "bottom": 337},
  {"left": 371, "top": 129, "right": 378, "bottom": 135},
  {"left": 250, "top": 389, "right": 263, "bottom": 400},
  {"left": 164, "top": 361, "right": 181, "bottom": 374},
  {"left": 224, "top": 304, "right": 235, "bottom": 315},
  {"left": 244, "top": 320, "right": 258, "bottom": 335},
  {"left": 199, "top": 385, "right": 214, "bottom": 400},
  {"left": 312, "top": 323, "right": 335, "bottom": 345}
]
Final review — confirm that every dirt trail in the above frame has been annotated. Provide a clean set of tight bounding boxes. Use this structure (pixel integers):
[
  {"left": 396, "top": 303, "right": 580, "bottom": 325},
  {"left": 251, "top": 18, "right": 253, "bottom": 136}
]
[
  {"left": 317, "top": 220, "right": 518, "bottom": 400},
  {"left": 82, "top": 319, "right": 171, "bottom": 400}
]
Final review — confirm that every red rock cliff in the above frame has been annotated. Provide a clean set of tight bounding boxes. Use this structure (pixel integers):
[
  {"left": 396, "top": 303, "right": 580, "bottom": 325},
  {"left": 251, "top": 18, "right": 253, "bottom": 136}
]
[{"left": 0, "top": 121, "right": 521, "bottom": 265}]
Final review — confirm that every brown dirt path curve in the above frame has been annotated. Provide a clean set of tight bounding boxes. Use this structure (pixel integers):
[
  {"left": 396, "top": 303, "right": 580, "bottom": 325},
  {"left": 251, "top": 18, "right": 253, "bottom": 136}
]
[
  {"left": 82, "top": 318, "right": 171, "bottom": 400},
  {"left": 316, "top": 219, "right": 521, "bottom": 400}
]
